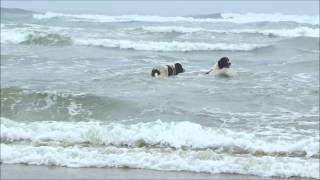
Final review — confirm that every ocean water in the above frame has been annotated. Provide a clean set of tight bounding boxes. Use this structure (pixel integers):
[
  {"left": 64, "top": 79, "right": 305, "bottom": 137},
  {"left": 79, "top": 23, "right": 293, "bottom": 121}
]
[{"left": 1, "top": 7, "right": 319, "bottom": 179}]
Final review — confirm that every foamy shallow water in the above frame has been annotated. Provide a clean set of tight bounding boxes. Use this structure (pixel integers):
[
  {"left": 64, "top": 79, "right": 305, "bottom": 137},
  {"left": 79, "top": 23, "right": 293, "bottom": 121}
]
[{"left": 1, "top": 7, "right": 319, "bottom": 179}]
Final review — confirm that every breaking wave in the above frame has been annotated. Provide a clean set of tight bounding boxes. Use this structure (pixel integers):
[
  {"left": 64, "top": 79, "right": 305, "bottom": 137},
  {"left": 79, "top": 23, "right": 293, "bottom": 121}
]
[
  {"left": 1, "top": 28, "right": 72, "bottom": 46},
  {"left": 20, "top": 33, "right": 73, "bottom": 46},
  {"left": 1, "top": 26, "right": 270, "bottom": 51},
  {"left": 1, "top": 118, "right": 319, "bottom": 178},
  {"left": 1, "top": 143, "right": 318, "bottom": 179},
  {"left": 74, "top": 38, "right": 270, "bottom": 52},
  {"left": 134, "top": 26, "right": 320, "bottom": 38},
  {"left": 1, "top": 118, "right": 319, "bottom": 158}
]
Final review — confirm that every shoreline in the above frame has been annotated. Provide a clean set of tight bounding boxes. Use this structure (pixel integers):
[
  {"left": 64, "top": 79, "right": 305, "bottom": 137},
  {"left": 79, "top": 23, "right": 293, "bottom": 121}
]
[{"left": 1, "top": 164, "right": 313, "bottom": 180}]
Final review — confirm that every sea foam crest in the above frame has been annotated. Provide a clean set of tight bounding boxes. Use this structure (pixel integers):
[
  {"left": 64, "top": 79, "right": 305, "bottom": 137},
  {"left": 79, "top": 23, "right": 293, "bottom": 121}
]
[
  {"left": 74, "top": 38, "right": 269, "bottom": 51},
  {"left": 1, "top": 118, "right": 319, "bottom": 158},
  {"left": 137, "top": 26, "right": 320, "bottom": 38},
  {"left": 33, "top": 12, "right": 319, "bottom": 25},
  {"left": 1, "top": 143, "right": 319, "bottom": 179},
  {"left": 1, "top": 26, "right": 269, "bottom": 51},
  {"left": 223, "top": 13, "right": 319, "bottom": 25},
  {"left": 1, "top": 29, "right": 27, "bottom": 44},
  {"left": 1, "top": 25, "right": 72, "bottom": 45}
]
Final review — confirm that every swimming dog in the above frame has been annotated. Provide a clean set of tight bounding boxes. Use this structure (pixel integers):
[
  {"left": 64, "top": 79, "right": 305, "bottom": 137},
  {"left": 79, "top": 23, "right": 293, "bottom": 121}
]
[
  {"left": 151, "top": 63, "right": 184, "bottom": 78},
  {"left": 206, "top": 57, "right": 232, "bottom": 77}
]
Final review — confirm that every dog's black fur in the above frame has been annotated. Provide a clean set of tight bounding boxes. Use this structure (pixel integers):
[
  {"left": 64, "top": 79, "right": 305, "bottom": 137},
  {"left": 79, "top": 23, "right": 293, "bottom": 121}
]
[
  {"left": 151, "top": 69, "right": 161, "bottom": 77},
  {"left": 151, "top": 63, "right": 184, "bottom": 77},
  {"left": 217, "top": 57, "right": 231, "bottom": 69},
  {"left": 167, "top": 65, "right": 174, "bottom": 76},
  {"left": 205, "top": 57, "right": 231, "bottom": 74},
  {"left": 174, "top": 63, "right": 184, "bottom": 75}
]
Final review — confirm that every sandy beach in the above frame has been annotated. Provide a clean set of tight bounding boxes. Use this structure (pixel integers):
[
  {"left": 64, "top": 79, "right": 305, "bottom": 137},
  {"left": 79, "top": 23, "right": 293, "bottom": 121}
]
[{"left": 1, "top": 164, "right": 314, "bottom": 180}]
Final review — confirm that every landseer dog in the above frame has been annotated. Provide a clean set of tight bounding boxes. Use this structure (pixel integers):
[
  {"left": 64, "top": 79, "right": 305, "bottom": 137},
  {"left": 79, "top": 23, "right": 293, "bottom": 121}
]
[
  {"left": 151, "top": 63, "right": 184, "bottom": 78},
  {"left": 205, "top": 57, "right": 233, "bottom": 77}
]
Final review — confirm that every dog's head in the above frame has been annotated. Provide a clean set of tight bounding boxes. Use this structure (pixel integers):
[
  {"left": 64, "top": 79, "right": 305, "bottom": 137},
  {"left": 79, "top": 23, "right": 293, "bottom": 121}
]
[
  {"left": 174, "top": 63, "right": 184, "bottom": 74},
  {"left": 217, "top": 57, "right": 231, "bottom": 69}
]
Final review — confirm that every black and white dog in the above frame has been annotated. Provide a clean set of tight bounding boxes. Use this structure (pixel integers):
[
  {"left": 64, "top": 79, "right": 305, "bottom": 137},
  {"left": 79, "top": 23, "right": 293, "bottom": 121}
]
[
  {"left": 151, "top": 63, "right": 184, "bottom": 78},
  {"left": 206, "top": 57, "right": 232, "bottom": 77}
]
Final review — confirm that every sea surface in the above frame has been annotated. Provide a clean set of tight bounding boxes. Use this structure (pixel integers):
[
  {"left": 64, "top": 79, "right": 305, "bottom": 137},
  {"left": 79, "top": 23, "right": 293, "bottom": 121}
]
[{"left": 1, "top": 7, "right": 319, "bottom": 179}]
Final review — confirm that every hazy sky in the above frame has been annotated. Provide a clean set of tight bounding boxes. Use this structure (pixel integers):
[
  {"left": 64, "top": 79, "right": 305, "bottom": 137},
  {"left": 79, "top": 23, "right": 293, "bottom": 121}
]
[{"left": 2, "top": 1, "right": 319, "bottom": 16}]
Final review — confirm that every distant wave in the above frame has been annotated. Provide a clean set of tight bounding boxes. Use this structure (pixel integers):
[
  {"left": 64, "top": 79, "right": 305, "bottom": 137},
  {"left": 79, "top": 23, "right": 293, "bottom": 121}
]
[
  {"left": 134, "top": 26, "right": 320, "bottom": 38},
  {"left": 3, "top": 23, "right": 317, "bottom": 52},
  {"left": 1, "top": 25, "right": 72, "bottom": 46},
  {"left": 20, "top": 33, "right": 73, "bottom": 46},
  {"left": 33, "top": 12, "right": 319, "bottom": 25},
  {"left": 1, "top": 31, "right": 72, "bottom": 46},
  {"left": 74, "top": 38, "right": 270, "bottom": 52},
  {"left": 1, "top": 27, "right": 270, "bottom": 51},
  {"left": 299, "top": 49, "right": 320, "bottom": 54},
  {"left": 186, "top": 13, "right": 223, "bottom": 19},
  {"left": 223, "top": 13, "right": 319, "bottom": 25},
  {"left": 1, "top": 7, "right": 37, "bottom": 14}
]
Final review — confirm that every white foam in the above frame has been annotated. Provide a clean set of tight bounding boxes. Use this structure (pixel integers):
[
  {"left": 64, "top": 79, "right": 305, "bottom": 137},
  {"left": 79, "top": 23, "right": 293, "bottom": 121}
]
[
  {"left": 259, "top": 27, "right": 320, "bottom": 38},
  {"left": 1, "top": 25, "right": 269, "bottom": 51},
  {"left": 1, "top": 143, "right": 319, "bottom": 178},
  {"left": 223, "top": 13, "right": 319, "bottom": 25},
  {"left": 1, "top": 118, "right": 318, "bottom": 157},
  {"left": 74, "top": 38, "right": 269, "bottom": 51},
  {"left": 1, "top": 29, "right": 27, "bottom": 44},
  {"left": 137, "top": 26, "right": 320, "bottom": 38},
  {"left": 33, "top": 12, "right": 319, "bottom": 25},
  {"left": 67, "top": 102, "right": 82, "bottom": 116},
  {"left": 1, "top": 25, "right": 71, "bottom": 44},
  {"left": 135, "top": 26, "right": 207, "bottom": 33},
  {"left": 292, "top": 73, "right": 315, "bottom": 83}
]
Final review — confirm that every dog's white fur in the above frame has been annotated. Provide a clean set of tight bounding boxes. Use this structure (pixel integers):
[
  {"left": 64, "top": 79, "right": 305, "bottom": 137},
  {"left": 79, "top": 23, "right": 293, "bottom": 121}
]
[
  {"left": 152, "top": 65, "right": 175, "bottom": 78},
  {"left": 207, "top": 63, "right": 233, "bottom": 77}
]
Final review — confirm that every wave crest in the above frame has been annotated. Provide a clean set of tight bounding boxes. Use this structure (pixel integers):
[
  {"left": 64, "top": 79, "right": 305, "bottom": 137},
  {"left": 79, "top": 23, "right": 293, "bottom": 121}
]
[
  {"left": 1, "top": 26, "right": 270, "bottom": 51},
  {"left": 1, "top": 27, "right": 73, "bottom": 46},
  {"left": 135, "top": 26, "right": 319, "bottom": 38},
  {"left": 2, "top": 143, "right": 319, "bottom": 178},
  {"left": 33, "top": 12, "right": 319, "bottom": 25},
  {"left": 1, "top": 118, "right": 318, "bottom": 158},
  {"left": 75, "top": 38, "right": 270, "bottom": 52},
  {"left": 20, "top": 33, "right": 73, "bottom": 46}
]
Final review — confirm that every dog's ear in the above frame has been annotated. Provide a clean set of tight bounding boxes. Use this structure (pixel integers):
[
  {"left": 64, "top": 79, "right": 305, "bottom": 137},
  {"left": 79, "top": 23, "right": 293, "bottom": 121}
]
[
  {"left": 174, "top": 63, "right": 184, "bottom": 74},
  {"left": 218, "top": 57, "right": 230, "bottom": 69},
  {"left": 151, "top": 69, "right": 160, "bottom": 77}
]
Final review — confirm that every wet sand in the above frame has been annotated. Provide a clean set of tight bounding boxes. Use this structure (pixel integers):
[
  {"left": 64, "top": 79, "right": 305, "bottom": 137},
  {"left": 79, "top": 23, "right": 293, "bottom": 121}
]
[{"left": 1, "top": 164, "right": 313, "bottom": 180}]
